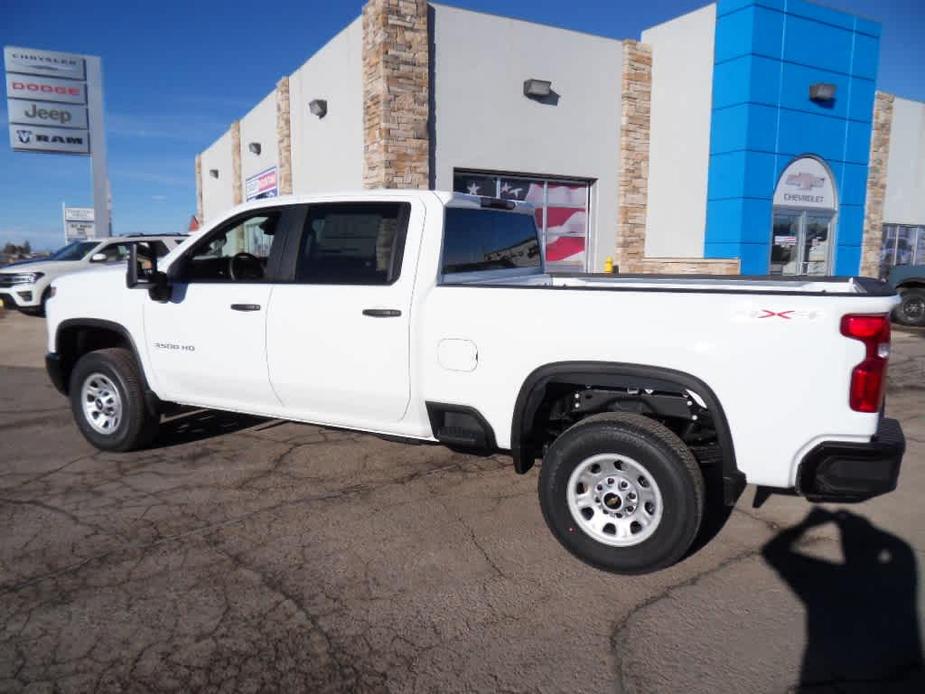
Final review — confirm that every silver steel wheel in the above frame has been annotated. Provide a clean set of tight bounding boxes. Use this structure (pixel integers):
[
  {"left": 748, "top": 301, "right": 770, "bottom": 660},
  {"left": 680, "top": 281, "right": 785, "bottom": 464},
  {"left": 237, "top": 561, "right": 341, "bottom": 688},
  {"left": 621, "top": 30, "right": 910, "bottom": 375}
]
[
  {"left": 566, "top": 453, "right": 664, "bottom": 547},
  {"left": 81, "top": 372, "right": 123, "bottom": 435}
]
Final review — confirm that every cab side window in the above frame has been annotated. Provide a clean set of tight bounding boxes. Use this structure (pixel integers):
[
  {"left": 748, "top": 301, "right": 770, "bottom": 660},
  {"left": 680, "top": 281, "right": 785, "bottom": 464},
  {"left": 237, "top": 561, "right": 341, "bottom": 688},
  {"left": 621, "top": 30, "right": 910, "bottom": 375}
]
[
  {"left": 184, "top": 212, "right": 280, "bottom": 282},
  {"left": 98, "top": 242, "right": 132, "bottom": 263},
  {"left": 295, "top": 203, "right": 409, "bottom": 285}
]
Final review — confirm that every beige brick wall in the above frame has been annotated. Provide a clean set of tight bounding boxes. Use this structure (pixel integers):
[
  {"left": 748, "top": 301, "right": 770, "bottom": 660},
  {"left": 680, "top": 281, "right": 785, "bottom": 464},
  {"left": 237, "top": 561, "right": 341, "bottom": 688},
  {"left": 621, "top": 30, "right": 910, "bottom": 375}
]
[
  {"left": 636, "top": 257, "right": 740, "bottom": 275},
  {"left": 616, "top": 41, "right": 652, "bottom": 273},
  {"left": 276, "top": 76, "right": 293, "bottom": 196},
  {"left": 362, "top": 0, "right": 430, "bottom": 189},
  {"left": 860, "top": 91, "right": 894, "bottom": 277},
  {"left": 230, "top": 120, "right": 243, "bottom": 206}
]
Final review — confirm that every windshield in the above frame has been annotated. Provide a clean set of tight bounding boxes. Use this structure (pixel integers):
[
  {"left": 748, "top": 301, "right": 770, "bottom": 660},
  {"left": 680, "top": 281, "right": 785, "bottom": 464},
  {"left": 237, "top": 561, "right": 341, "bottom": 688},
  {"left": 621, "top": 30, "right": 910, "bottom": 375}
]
[{"left": 49, "top": 240, "right": 99, "bottom": 261}]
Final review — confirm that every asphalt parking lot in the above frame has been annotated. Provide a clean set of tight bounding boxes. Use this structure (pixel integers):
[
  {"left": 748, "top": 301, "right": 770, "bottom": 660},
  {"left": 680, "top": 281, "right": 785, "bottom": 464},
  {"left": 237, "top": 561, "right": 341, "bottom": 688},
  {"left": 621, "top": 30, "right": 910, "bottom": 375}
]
[{"left": 1, "top": 309, "right": 924, "bottom": 693}]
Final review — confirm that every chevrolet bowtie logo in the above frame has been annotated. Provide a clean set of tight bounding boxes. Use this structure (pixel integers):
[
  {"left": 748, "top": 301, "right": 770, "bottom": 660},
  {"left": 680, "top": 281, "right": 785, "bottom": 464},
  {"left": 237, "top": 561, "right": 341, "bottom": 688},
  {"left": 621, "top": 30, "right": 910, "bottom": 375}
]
[{"left": 786, "top": 172, "right": 825, "bottom": 190}]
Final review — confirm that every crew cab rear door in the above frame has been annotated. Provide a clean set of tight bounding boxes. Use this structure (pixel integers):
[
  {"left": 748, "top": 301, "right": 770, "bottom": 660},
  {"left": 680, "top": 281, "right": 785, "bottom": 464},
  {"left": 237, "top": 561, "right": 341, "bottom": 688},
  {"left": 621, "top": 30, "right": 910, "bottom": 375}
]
[{"left": 266, "top": 198, "right": 423, "bottom": 428}]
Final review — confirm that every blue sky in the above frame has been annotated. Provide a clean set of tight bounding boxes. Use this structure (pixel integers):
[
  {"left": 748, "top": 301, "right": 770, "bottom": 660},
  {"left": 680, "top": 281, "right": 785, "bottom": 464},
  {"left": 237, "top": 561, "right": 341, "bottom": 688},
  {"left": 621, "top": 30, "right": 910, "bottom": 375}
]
[{"left": 1, "top": 0, "right": 923, "bottom": 250}]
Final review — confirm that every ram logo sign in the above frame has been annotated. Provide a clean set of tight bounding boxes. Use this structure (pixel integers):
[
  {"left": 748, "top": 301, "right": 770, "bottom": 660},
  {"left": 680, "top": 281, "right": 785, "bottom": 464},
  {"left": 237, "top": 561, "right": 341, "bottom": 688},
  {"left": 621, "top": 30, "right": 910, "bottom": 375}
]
[{"left": 8, "top": 124, "right": 89, "bottom": 154}]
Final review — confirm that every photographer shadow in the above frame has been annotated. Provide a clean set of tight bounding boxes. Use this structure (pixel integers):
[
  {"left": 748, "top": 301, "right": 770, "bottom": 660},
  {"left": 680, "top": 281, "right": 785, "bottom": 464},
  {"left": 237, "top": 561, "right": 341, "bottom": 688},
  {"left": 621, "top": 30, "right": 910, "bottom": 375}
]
[{"left": 763, "top": 508, "right": 924, "bottom": 690}]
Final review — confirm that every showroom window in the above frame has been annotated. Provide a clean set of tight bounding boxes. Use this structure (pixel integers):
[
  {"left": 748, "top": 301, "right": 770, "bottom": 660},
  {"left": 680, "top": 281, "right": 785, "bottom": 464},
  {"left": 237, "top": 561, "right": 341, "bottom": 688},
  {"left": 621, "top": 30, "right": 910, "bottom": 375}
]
[
  {"left": 879, "top": 224, "right": 925, "bottom": 278},
  {"left": 453, "top": 170, "right": 591, "bottom": 272}
]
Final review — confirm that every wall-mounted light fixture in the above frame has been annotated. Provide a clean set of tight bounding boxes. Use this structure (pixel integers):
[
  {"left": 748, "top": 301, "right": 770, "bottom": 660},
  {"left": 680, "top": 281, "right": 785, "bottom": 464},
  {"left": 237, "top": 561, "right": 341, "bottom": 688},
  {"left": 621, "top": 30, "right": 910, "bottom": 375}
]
[
  {"left": 309, "top": 99, "right": 328, "bottom": 118},
  {"left": 248, "top": 142, "right": 261, "bottom": 155},
  {"left": 809, "top": 83, "right": 836, "bottom": 102},
  {"left": 209, "top": 169, "right": 219, "bottom": 179},
  {"left": 523, "top": 78, "right": 553, "bottom": 99}
]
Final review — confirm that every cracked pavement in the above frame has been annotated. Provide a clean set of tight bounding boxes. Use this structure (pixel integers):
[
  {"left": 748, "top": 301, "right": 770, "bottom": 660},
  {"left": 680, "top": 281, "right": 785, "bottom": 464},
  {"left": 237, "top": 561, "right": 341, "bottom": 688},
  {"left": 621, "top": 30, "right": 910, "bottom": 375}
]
[{"left": 1, "top": 310, "right": 923, "bottom": 692}]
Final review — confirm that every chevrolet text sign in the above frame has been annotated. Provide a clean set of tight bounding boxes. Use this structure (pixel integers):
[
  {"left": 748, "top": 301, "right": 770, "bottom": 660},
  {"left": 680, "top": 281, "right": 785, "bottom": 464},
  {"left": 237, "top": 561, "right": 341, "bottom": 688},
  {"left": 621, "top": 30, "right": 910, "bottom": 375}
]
[{"left": 773, "top": 156, "right": 837, "bottom": 210}]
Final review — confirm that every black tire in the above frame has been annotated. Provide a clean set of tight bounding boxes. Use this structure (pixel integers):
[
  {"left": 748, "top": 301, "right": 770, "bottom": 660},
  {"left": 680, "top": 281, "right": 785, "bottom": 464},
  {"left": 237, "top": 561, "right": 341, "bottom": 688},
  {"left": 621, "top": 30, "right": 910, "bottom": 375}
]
[
  {"left": 893, "top": 288, "right": 925, "bottom": 327},
  {"left": 69, "top": 347, "right": 160, "bottom": 452},
  {"left": 538, "top": 412, "right": 705, "bottom": 574}
]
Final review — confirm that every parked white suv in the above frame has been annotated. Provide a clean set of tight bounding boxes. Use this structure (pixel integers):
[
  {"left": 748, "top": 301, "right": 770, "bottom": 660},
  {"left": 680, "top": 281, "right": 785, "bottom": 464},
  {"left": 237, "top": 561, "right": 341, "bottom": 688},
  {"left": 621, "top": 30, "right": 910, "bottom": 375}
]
[
  {"left": 43, "top": 192, "right": 905, "bottom": 574},
  {"left": 0, "top": 235, "right": 185, "bottom": 316}
]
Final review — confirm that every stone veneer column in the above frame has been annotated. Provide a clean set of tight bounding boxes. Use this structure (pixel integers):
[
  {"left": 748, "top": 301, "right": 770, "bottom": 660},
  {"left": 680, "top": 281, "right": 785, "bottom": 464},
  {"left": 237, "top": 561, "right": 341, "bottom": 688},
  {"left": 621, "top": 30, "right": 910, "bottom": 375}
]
[
  {"left": 615, "top": 40, "right": 652, "bottom": 274},
  {"left": 276, "top": 76, "right": 293, "bottom": 195},
  {"left": 230, "top": 120, "right": 243, "bottom": 206},
  {"left": 194, "top": 154, "right": 203, "bottom": 223},
  {"left": 860, "top": 91, "right": 894, "bottom": 277},
  {"left": 362, "top": 0, "right": 429, "bottom": 189}
]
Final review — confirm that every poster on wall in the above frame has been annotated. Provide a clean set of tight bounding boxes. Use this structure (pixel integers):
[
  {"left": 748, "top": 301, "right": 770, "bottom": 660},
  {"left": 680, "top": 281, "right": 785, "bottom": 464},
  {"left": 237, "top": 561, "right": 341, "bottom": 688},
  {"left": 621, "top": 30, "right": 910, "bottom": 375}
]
[{"left": 245, "top": 166, "right": 278, "bottom": 202}]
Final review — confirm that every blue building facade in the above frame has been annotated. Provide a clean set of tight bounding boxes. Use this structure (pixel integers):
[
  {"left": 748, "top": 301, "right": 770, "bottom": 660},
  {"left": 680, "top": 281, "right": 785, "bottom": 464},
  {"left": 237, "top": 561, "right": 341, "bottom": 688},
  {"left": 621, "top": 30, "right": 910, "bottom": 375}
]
[{"left": 704, "top": 0, "right": 881, "bottom": 274}]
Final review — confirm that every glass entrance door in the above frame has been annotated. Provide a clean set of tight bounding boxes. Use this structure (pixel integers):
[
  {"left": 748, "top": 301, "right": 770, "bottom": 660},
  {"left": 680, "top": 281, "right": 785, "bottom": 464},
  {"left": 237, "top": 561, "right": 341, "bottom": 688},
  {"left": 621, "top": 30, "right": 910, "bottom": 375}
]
[
  {"left": 769, "top": 210, "right": 834, "bottom": 276},
  {"left": 802, "top": 213, "right": 832, "bottom": 275}
]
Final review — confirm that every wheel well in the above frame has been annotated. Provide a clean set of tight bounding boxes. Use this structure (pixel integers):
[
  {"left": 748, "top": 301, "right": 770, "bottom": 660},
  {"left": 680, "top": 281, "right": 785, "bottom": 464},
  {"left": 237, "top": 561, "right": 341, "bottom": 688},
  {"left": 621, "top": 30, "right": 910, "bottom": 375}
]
[
  {"left": 55, "top": 321, "right": 133, "bottom": 394},
  {"left": 511, "top": 362, "right": 744, "bottom": 504},
  {"left": 897, "top": 281, "right": 925, "bottom": 291}
]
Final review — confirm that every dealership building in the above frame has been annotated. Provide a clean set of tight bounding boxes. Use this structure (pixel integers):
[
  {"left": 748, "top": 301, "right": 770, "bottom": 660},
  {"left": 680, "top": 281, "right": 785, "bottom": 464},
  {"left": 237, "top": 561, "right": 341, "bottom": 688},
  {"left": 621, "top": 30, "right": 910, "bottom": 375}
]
[{"left": 195, "top": 0, "right": 925, "bottom": 277}]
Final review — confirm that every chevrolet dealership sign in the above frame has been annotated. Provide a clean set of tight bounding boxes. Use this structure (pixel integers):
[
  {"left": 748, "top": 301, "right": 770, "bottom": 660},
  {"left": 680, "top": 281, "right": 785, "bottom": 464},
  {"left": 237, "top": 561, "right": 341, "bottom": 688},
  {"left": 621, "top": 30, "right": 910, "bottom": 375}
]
[{"left": 4, "top": 47, "right": 90, "bottom": 155}]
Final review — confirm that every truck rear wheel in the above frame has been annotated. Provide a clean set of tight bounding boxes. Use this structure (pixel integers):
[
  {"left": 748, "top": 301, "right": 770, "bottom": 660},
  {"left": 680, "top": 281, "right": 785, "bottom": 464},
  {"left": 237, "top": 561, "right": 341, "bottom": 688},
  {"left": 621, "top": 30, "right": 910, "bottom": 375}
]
[
  {"left": 538, "top": 412, "right": 704, "bottom": 574},
  {"left": 69, "top": 348, "right": 160, "bottom": 452}
]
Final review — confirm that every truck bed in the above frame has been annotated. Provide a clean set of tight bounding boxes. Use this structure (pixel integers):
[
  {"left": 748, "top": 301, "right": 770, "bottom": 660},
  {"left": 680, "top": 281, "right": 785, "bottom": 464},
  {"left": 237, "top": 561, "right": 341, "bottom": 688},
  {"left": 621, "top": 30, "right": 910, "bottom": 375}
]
[{"left": 450, "top": 271, "right": 892, "bottom": 296}]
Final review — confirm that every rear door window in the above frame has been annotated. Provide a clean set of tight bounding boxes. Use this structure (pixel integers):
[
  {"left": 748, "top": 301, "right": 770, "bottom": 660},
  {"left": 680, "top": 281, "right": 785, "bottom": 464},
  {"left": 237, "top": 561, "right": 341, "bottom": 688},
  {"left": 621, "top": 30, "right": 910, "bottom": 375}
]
[
  {"left": 441, "top": 208, "right": 541, "bottom": 274},
  {"left": 295, "top": 203, "right": 410, "bottom": 285}
]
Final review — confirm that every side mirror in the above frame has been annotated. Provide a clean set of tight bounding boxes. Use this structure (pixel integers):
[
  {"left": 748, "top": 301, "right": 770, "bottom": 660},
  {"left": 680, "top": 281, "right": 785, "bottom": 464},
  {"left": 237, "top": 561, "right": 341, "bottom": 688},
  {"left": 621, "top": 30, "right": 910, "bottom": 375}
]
[
  {"left": 126, "top": 244, "right": 170, "bottom": 301},
  {"left": 90, "top": 252, "right": 108, "bottom": 263}
]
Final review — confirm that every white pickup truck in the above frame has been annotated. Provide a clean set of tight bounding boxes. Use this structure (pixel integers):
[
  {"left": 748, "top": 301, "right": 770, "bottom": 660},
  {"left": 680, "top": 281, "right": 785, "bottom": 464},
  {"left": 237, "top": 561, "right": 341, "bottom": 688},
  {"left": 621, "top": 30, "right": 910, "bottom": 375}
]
[{"left": 44, "top": 191, "right": 905, "bottom": 574}]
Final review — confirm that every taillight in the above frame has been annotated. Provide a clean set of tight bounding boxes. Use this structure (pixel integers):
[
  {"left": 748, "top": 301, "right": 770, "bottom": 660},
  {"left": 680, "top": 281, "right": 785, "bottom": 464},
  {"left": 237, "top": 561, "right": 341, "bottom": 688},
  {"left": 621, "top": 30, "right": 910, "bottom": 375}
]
[{"left": 840, "top": 314, "right": 891, "bottom": 413}]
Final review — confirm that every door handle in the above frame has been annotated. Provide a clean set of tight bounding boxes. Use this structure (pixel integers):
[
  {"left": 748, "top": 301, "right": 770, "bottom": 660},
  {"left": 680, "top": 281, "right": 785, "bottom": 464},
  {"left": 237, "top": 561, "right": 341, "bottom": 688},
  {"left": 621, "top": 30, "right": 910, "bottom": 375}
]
[
  {"left": 362, "top": 308, "right": 401, "bottom": 318},
  {"left": 230, "top": 303, "right": 261, "bottom": 312}
]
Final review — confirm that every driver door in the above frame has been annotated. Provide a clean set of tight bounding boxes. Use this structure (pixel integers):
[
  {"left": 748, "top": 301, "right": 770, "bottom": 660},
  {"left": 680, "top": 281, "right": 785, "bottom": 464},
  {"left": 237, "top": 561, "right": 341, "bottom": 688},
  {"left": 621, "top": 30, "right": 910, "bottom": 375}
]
[{"left": 142, "top": 205, "right": 297, "bottom": 413}]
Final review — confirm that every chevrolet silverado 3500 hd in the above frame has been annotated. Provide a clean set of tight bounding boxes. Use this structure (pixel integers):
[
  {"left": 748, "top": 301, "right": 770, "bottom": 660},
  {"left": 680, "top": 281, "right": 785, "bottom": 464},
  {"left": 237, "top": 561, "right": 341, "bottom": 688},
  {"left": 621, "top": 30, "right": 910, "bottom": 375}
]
[{"left": 44, "top": 191, "right": 905, "bottom": 574}]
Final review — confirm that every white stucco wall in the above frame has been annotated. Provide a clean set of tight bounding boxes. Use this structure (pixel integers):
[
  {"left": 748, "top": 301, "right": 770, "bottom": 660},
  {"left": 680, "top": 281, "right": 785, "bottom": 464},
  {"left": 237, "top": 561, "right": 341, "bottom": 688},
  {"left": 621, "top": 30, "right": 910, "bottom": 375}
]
[
  {"left": 641, "top": 4, "right": 716, "bottom": 258},
  {"left": 884, "top": 96, "right": 925, "bottom": 226},
  {"left": 431, "top": 4, "right": 623, "bottom": 271},
  {"left": 199, "top": 130, "right": 234, "bottom": 223},
  {"left": 239, "top": 91, "right": 279, "bottom": 198},
  {"left": 290, "top": 18, "right": 364, "bottom": 194}
]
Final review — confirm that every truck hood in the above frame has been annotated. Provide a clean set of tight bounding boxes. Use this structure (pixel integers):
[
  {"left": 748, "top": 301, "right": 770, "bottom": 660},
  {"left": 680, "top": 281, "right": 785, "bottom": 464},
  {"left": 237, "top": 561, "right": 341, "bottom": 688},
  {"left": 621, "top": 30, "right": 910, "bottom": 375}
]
[{"left": 0, "top": 260, "right": 84, "bottom": 275}]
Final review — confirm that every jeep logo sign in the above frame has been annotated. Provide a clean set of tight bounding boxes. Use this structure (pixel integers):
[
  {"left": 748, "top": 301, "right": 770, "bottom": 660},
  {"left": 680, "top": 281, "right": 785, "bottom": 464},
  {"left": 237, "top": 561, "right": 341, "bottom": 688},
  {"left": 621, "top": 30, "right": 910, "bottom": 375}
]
[
  {"left": 773, "top": 156, "right": 837, "bottom": 211},
  {"left": 8, "top": 124, "right": 89, "bottom": 154},
  {"left": 7, "top": 99, "right": 88, "bottom": 129}
]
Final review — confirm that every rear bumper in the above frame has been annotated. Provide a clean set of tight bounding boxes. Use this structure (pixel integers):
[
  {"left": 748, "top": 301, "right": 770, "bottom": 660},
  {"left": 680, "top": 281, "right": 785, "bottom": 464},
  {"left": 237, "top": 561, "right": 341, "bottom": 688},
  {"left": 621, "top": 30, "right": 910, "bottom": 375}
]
[{"left": 798, "top": 417, "right": 905, "bottom": 502}]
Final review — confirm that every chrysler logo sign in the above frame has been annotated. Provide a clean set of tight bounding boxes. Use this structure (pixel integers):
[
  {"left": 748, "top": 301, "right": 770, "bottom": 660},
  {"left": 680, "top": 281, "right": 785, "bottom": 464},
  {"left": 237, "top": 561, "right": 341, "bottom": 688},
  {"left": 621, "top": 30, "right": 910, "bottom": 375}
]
[{"left": 3, "top": 47, "right": 85, "bottom": 80}]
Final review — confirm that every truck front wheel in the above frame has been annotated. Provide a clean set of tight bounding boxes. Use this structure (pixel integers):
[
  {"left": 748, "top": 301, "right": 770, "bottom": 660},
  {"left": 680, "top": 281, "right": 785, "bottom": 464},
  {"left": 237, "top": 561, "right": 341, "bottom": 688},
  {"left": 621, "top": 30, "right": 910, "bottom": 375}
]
[
  {"left": 69, "top": 348, "right": 160, "bottom": 452},
  {"left": 538, "top": 412, "right": 704, "bottom": 574}
]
